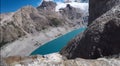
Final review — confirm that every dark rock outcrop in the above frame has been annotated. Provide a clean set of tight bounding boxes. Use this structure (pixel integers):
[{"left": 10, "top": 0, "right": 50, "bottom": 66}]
[
  {"left": 60, "top": 4, "right": 120, "bottom": 59},
  {"left": 89, "top": 0, "right": 120, "bottom": 25}
]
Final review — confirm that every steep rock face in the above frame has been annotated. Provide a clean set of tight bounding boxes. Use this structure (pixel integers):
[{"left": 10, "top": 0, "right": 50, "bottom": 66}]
[
  {"left": 60, "top": 4, "right": 120, "bottom": 59},
  {"left": 89, "top": 0, "right": 120, "bottom": 25}
]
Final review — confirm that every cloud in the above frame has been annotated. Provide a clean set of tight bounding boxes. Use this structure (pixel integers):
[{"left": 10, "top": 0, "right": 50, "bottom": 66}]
[
  {"left": 55, "top": 2, "right": 88, "bottom": 12},
  {"left": 37, "top": 0, "right": 89, "bottom": 12}
]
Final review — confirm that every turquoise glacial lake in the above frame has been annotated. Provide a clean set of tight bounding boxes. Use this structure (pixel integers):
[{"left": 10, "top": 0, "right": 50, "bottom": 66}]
[{"left": 31, "top": 27, "right": 85, "bottom": 55}]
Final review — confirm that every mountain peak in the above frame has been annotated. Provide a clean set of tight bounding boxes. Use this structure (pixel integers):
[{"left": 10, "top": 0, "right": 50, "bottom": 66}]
[{"left": 37, "top": 1, "right": 56, "bottom": 11}]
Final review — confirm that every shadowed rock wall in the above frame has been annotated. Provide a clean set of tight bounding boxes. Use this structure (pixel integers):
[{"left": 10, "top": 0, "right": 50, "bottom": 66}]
[
  {"left": 88, "top": 0, "right": 120, "bottom": 25},
  {"left": 60, "top": 0, "right": 120, "bottom": 59}
]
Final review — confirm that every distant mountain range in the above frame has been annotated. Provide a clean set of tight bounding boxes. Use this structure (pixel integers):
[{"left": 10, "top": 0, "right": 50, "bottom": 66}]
[{"left": 0, "top": 1, "right": 88, "bottom": 47}]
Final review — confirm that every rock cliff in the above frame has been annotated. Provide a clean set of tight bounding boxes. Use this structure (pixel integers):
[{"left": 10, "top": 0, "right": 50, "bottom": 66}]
[
  {"left": 89, "top": 0, "right": 120, "bottom": 25},
  {"left": 60, "top": 1, "right": 120, "bottom": 59}
]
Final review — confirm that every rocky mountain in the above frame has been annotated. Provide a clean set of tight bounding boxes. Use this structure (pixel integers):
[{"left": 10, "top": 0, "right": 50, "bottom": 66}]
[
  {"left": 60, "top": 0, "right": 120, "bottom": 59},
  {"left": 37, "top": 1, "right": 56, "bottom": 11},
  {"left": 59, "top": 4, "right": 87, "bottom": 27},
  {"left": 0, "top": 1, "right": 87, "bottom": 48},
  {"left": 0, "top": 1, "right": 88, "bottom": 65},
  {"left": 1, "top": 0, "right": 120, "bottom": 66},
  {"left": 0, "top": 6, "right": 53, "bottom": 47}
]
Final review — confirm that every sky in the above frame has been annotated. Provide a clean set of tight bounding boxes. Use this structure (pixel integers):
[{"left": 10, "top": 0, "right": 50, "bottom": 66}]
[
  {"left": 0, "top": 0, "right": 44, "bottom": 13},
  {"left": 0, "top": 0, "right": 64, "bottom": 13},
  {"left": 0, "top": 0, "right": 87, "bottom": 14}
]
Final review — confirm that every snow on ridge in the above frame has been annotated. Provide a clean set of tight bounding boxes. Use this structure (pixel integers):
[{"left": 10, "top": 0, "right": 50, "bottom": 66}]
[{"left": 55, "top": 2, "right": 88, "bottom": 12}]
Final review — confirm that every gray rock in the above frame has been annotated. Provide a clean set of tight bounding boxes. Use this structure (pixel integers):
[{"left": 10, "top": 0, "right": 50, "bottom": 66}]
[
  {"left": 0, "top": 1, "right": 87, "bottom": 47},
  {"left": 0, "top": 6, "right": 63, "bottom": 47},
  {"left": 60, "top": 4, "right": 120, "bottom": 59},
  {"left": 59, "top": 4, "right": 88, "bottom": 27},
  {"left": 2, "top": 53, "right": 120, "bottom": 66}
]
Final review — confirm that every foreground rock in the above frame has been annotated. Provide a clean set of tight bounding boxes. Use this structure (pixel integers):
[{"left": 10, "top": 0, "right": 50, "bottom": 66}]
[
  {"left": 60, "top": 4, "right": 120, "bottom": 59},
  {"left": 1, "top": 53, "right": 120, "bottom": 66}
]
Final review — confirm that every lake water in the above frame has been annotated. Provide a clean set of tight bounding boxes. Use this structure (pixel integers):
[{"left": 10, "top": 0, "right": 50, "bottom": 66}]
[{"left": 31, "top": 27, "right": 85, "bottom": 55}]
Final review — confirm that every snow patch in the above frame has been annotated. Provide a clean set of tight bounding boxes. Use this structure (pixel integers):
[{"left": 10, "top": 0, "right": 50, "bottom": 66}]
[
  {"left": 55, "top": 2, "right": 88, "bottom": 12},
  {"left": 44, "top": 53, "right": 63, "bottom": 63}
]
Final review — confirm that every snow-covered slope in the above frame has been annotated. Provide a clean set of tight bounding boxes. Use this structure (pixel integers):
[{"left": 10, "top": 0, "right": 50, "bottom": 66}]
[{"left": 55, "top": 2, "right": 88, "bottom": 12}]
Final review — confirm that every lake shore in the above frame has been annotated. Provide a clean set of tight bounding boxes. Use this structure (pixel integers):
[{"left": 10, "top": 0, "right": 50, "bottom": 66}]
[{"left": 0, "top": 26, "right": 80, "bottom": 58}]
